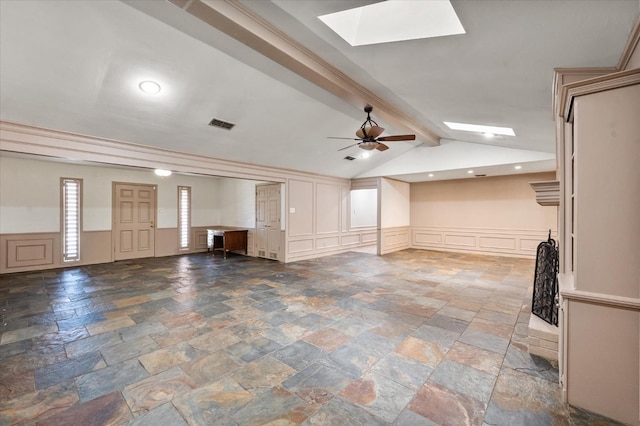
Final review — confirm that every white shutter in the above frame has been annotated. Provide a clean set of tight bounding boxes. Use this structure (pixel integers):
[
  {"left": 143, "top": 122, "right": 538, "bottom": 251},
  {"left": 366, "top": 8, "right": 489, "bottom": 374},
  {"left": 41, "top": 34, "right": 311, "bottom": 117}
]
[
  {"left": 62, "top": 178, "right": 81, "bottom": 261},
  {"left": 178, "top": 186, "right": 190, "bottom": 249}
]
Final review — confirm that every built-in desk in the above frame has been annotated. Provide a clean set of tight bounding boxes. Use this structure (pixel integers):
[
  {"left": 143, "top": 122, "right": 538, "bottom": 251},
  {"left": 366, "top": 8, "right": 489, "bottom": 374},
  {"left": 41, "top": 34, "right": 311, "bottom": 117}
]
[{"left": 206, "top": 227, "right": 248, "bottom": 258}]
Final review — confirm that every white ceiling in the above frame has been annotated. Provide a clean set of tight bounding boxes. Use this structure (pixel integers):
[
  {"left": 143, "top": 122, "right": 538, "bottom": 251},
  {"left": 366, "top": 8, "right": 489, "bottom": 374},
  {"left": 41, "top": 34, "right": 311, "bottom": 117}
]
[{"left": 0, "top": 0, "right": 637, "bottom": 182}]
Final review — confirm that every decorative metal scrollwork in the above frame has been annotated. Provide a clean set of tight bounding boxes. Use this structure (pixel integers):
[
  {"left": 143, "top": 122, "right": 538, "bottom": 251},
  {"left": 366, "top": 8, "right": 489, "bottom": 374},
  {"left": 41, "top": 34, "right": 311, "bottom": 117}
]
[{"left": 532, "top": 230, "right": 559, "bottom": 326}]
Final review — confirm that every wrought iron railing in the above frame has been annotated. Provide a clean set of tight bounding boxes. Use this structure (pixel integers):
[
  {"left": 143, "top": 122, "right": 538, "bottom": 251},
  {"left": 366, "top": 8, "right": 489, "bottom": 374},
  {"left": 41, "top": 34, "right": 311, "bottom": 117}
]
[{"left": 531, "top": 231, "right": 559, "bottom": 326}]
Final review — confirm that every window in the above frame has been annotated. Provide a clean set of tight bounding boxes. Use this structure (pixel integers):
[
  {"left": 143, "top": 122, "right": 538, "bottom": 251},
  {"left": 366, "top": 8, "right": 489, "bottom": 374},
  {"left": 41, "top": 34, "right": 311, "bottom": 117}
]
[
  {"left": 178, "top": 186, "right": 191, "bottom": 250},
  {"left": 61, "top": 178, "right": 82, "bottom": 262}
]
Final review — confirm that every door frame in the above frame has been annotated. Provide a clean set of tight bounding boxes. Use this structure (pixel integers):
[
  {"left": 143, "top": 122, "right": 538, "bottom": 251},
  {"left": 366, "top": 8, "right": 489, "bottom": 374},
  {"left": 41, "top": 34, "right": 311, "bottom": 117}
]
[{"left": 112, "top": 181, "right": 158, "bottom": 261}]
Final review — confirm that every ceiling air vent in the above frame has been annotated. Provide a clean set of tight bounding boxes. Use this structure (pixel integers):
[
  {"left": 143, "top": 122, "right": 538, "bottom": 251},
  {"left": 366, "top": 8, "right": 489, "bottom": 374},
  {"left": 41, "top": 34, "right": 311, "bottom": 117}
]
[
  {"left": 208, "top": 118, "right": 235, "bottom": 130},
  {"left": 344, "top": 155, "right": 356, "bottom": 161},
  {"left": 475, "top": 174, "right": 487, "bottom": 177}
]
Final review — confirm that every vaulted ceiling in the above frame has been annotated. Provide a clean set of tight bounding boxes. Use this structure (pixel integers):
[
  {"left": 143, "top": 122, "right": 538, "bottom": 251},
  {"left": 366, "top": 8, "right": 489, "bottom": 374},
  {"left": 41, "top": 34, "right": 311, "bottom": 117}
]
[{"left": 0, "top": 0, "right": 637, "bottom": 181}]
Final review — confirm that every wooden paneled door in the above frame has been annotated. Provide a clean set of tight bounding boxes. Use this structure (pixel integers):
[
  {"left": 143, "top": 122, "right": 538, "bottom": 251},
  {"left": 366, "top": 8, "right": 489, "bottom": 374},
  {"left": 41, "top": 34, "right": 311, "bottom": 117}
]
[
  {"left": 256, "top": 183, "right": 281, "bottom": 260},
  {"left": 113, "top": 183, "right": 156, "bottom": 261}
]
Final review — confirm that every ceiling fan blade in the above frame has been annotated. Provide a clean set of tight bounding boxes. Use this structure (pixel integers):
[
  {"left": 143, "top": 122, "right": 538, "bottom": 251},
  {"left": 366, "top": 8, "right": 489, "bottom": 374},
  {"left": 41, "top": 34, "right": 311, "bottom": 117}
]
[
  {"left": 376, "top": 143, "right": 389, "bottom": 151},
  {"left": 328, "top": 137, "right": 360, "bottom": 140},
  {"left": 377, "top": 134, "right": 416, "bottom": 142},
  {"left": 338, "top": 143, "right": 359, "bottom": 151}
]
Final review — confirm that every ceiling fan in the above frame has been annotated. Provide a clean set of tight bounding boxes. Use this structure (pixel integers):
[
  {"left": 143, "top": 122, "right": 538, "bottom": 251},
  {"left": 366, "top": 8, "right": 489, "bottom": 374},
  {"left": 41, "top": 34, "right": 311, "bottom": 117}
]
[{"left": 329, "top": 106, "right": 416, "bottom": 152}]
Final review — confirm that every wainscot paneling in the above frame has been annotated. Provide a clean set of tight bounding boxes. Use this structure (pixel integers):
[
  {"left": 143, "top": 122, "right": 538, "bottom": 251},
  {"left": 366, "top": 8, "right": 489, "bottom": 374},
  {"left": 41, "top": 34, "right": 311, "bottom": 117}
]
[
  {"left": 411, "top": 226, "right": 556, "bottom": 259},
  {"left": 286, "top": 228, "right": 377, "bottom": 262},
  {"left": 340, "top": 234, "right": 360, "bottom": 246},
  {"left": 7, "top": 237, "right": 54, "bottom": 268},
  {"left": 1, "top": 231, "right": 112, "bottom": 274},
  {"left": 380, "top": 227, "right": 411, "bottom": 255},
  {"left": 315, "top": 235, "right": 340, "bottom": 250},
  {"left": 288, "top": 238, "right": 314, "bottom": 254}
]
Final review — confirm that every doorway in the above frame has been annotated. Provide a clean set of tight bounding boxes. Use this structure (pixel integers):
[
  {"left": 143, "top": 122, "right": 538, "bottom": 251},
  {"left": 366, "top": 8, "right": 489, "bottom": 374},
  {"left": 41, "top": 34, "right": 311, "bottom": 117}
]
[
  {"left": 255, "top": 183, "right": 281, "bottom": 260},
  {"left": 113, "top": 182, "right": 156, "bottom": 261}
]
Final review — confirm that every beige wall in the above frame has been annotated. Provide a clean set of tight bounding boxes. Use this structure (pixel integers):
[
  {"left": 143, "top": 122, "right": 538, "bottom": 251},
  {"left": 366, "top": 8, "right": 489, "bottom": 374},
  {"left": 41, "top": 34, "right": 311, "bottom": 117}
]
[
  {"left": 410, "top": 172, "right": 558, "bottom": 258},
  {"left": 0, "top": 155, "right": 262, "bottom": 273},
  {"left": 286, "top": 177, "right": 376, "bottom": 262}
]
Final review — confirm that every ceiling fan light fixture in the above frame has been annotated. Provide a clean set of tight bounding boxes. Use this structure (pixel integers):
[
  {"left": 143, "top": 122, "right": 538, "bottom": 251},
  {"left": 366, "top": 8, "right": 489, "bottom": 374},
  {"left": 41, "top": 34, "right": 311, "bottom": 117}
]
[{"left": 359, "top": 141, "right": 379, "bottom": 151}]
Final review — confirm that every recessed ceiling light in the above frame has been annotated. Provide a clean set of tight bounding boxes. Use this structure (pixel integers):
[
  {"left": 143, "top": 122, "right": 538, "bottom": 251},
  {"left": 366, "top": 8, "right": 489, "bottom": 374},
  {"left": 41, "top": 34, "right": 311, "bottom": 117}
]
[
  {"left": 139, "top": 81, "right": 161, "bottom": 94},
  {"left": 428, "top": 173, "right": 434, "bottom": 177},
  {"left": 483, "top": 132, "right": 495, "bottom": 138},
  {"left": 154, "top": 169, "right": 171, "bottom": 177},
  {"left": 319, "top": 1, "right": 465, "bottom": 47},
  {"left": 515, "top": 165, "right": 522, "bottom": 170},
  {"left": 467, "top": 170, "right": 474, "bottom": 174},
  {"left": 361, "top": 152, "right": 371, "bottom": 159},
  {"left": 444, "top": 122, "right": 515, "bottom": 136}
]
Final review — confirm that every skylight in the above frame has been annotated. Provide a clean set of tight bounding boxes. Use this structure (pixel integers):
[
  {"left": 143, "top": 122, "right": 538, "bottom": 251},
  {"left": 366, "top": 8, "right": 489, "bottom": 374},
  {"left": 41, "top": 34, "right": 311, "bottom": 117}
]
[
  {"left": 318, "top": 0, "right": 465, "bottom": 47},
  {"left": 444, "top": 122, "right": 516, "bottom": 136}
]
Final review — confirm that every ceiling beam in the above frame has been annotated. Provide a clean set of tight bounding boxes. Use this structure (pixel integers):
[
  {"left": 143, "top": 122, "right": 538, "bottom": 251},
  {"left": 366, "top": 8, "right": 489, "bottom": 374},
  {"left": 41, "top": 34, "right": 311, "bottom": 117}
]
[{"left": 169, "top": 0, "right": 441, "bottom": 146}]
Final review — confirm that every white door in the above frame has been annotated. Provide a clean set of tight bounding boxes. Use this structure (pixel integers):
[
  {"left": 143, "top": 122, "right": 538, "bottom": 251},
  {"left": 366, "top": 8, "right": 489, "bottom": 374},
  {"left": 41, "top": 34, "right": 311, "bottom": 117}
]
[
  {"left": 113, "top": 183, "right": 156, "bottom": 260},
  {"left": 256, "top": 183, "right": 281, "bottom": 260}
]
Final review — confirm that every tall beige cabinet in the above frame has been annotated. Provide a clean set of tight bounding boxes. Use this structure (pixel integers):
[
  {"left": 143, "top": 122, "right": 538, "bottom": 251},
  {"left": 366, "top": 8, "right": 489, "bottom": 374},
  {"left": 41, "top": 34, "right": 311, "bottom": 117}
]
[{"left": 555, "top": 68, "right": 640, "bottom": 425}]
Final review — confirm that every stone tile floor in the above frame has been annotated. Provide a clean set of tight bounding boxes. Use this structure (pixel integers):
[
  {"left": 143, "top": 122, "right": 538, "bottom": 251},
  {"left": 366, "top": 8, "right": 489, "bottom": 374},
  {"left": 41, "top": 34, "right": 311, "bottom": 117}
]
[{"left": 0, "top": 249, "right": 621, "bottom": 425}]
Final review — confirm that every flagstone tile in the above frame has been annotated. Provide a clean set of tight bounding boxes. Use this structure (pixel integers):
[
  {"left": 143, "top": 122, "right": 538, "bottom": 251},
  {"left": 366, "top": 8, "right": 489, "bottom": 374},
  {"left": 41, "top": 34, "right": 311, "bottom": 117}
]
[
  {"left": 35, "top": 351, "right": 106, "bottom": 389},
  {"left": 65, "top": 331, "right": 123, "bottom": 359},
  {"left": 187, "top": 330, "right": 240, "bottom": 353},
  {"left": 291, "top": 313, "right": 334, "bottom": 331},
  {"left": 407, "top": 382, "right": 486, "bottom": 426},
  {"left": 273, "top": 340, "right": 325, "bottom": 371},
  {"left": 458, "top": 329, "right": 510, "bottom": 355},
  {"left": 138, "top": 342, "right": 203, "bottom": 375},
  {"left": 466, "top": 317, "right": 513, "bottom": 339},
  {"left": 0, "top": 363, "right": 35, "bottom": 400},
  {"left": 76, "top": 358, "right": 149, "bottom": 402},
  {"left": 86, "top": 316, "right": 136, "bottom": 336},
  {"left": 0, "top": 323, "right": 58, "bottom": 345},
  {"left": 429, "top": 359, "right": 497, "bottom": 404},
  {"left": 227, "top": 336, "right": 282, "bottom": 362},
  {"left": 103, "top": 306, "right": 142, "bottom": 320},
  {"left": 502, "top": 345, "right": 558, "bottom": 382},
  {"left": 372, "top": 352, "right": 434, "bottom": 390},
  {"left": 36, "top": 391, "right": 132, "bottom": 426},
  {"left": 393, "top": 408, "right": 438, "bottom": 425},
  {"left": 123, "top": 366, "right": 196, "bottom": 413},
  {"left": 150, "top": 324, "right": 197, "bottom": 348},
  {"left": 282, "top": 362, "right": 351, "bottom": 407},
  {"left": 395, "top": 336, "right": 445, "bottom": 367},
  {"left": 413, "top": 324, "right": 460, "bottom": 352},
  {"left": 445, "top": 342, "right": 504, "bottom": 376},
  {"left": 113, "top": 295, "right": 152, "bottom": 308},
  {"left": 119, "top": 321, "right": 168, "bottom": 342},
  {"left": 160, "top": 311, "right": 204, "bottom": 328},
  {"left": 303, "top": 396, "right": 387, "bottom": 426},
  {"left": 340, "top": 371, "right": 416, "bottom": 423},
  {"left": 182, "top": 351, "right": 242, "bottom": 386},
  {"left": 484, "top": 367, "right": 568, "bottom": 424},
  {"left": 231, "top": 386, "right": 311, "bottom": 425},
  {"left": 0, "top": 250, "right": 619, "bottom": 425},
  {"left": 303, "top": 328, "right": 351, "bottom": 352},
  {"left": 172, "top": 377, "right": 253, "bottom": 425},
  {"left": 123, "top": 402, "right": 188, "bottom": 426},
  {"left": 0, "top": 381, "right": 79, "bottom": 425},
  {"left": 230, "top": 356, "right": 296, "bottom": 394}
]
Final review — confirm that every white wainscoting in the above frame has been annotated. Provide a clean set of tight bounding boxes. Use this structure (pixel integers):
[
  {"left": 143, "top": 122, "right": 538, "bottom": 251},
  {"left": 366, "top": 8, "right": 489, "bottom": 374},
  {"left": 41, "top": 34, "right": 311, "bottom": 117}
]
[
  {"left": 411, "top": 226, "right": 555, "bottom": 258},
  {"left": 380, "top": 226, "right": 411, "bottom": 255},
  {"left": 287, "top": 228, "right": 377, "bottom": 262}
]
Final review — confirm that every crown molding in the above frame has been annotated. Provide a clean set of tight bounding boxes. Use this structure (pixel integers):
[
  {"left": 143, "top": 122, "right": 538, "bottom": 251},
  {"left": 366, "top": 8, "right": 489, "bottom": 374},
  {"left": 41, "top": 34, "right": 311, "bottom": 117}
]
[
  {"left": 560, "top": 68, "right": 640, "bottom": 121},
  {"left": 616, "top": 14, "right": 640, "bottom": 71},
  {"left": 169, "top": 0, "right": 440, "bottom": 147},
  {"left": 0, "top": 120, "right": 350, "bottom": 184}
]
